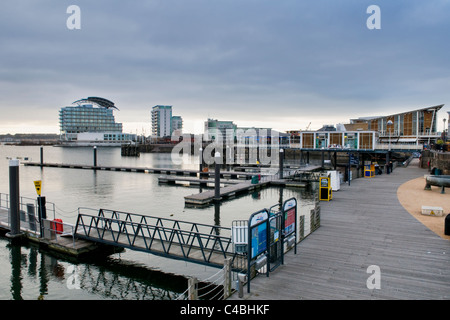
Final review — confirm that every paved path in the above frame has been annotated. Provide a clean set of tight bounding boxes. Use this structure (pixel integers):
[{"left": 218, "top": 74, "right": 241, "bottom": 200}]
[{"left": 231, "top": 161, "right": 450, "bottom": 300}]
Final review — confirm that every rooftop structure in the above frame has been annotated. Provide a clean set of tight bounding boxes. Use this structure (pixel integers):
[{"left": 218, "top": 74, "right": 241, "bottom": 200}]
[
  {"left": 72, "top": 97, "right": 119, "bottom": 111},
  {"left": 349, "top": 104, "right": 444, "bottom": 144}
]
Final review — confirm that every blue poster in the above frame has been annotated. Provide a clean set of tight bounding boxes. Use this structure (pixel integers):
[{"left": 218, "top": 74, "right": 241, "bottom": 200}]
[{"left": 251, "top": 223, "right": 267, "bottom": 259}]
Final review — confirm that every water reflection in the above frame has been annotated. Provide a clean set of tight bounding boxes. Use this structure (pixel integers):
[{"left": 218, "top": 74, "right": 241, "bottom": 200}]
[{"left": 3, "top": 239, "right": 188, "bottom": 300}]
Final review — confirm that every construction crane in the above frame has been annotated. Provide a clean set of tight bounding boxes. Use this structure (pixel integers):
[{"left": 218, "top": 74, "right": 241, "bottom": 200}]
[{"left": 305, "top": 122, "right": 311, "bottom": 131}]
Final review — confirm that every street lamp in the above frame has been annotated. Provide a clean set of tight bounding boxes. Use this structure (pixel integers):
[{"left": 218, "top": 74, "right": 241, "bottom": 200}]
[
  {"left": 444, "top": 118, "right": 447, "bottom": 142},
  {"left": 387, "top": 120, "right": 393, "bottom": 151}
]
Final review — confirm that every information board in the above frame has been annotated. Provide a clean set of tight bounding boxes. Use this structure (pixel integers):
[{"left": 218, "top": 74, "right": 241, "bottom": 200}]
[
  {"left": 251, "top": 222, "right": 267, "bottom": 259},
  {"left": 283, "top": 198, "right": 297, "bottom": 236},
  {"left": 249, "top": 210, "right": 269, "bottom": 259}
]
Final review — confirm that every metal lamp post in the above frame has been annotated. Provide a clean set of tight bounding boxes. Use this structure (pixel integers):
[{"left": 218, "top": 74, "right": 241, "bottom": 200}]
[
  {"left": 387, "top": 119, "right": 393, "bottom": 151},
  {"left": 387, "top": 120, "right": 393, "bottom": 174},
  {"left": 444, "top": 118, "right": 447, "bottom": 142}
]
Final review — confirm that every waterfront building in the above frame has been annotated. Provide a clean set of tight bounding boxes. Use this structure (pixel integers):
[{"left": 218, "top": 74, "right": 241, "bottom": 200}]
[
  {"left": 291, "top": 130, "right": 378, "bottom": 150},
  {"left": 349, "top": 104, "right": 444, "bottom": 145},
  {"left": 204, "top": 118, "right": 237, "bottom": 141},
  {"left": 171, "top": 115, "right": 183, "bottom": 135},
  {"left": 151, "top": 105, "right": 172, "bottom": 137},
  {"left": 288, "top": 104, "right": 444, "bottom": 151},
  {"left": 73, "top": 132, "right": 137, "bottom": 146},
  {"left": 151, "top": 105, "right": 183, "bottom": 138},
  {"left": 59, "top": 97, "right": 123, "bottom": 142}
]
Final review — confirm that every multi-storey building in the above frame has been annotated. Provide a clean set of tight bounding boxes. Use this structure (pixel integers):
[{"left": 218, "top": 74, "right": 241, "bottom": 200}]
[
  {"left": 59, "top": 97, "right": 135, "bottom": 146},
  {"left": 59, "top": 97, "right": 123, "bottom": 141},
  {"left": 151, "top": 105, "right": 172, "bottom": 137},
  {"left": 151, "top": 105, "right": 183, "bottom": 138}
]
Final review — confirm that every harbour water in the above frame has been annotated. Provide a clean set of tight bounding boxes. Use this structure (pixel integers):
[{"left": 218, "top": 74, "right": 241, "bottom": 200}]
[{"left": 0, "top": 145, "right": 317, "bottom": 300}]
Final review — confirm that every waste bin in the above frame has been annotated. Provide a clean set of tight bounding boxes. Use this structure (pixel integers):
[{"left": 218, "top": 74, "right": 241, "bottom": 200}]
[{"left": 251, "top": 175, "right": 259, "bottom": 184}]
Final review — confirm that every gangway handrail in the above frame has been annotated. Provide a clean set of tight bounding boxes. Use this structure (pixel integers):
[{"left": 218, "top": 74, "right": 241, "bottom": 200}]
[
  {"left": 74, "top": 210, "right": 243, "bottom": 269},
  {"left": 79, "top": 207, "right": 232, "bottom": 235},
  {"left": 75, "top": 214, "right": 233, "bottom": 249}
]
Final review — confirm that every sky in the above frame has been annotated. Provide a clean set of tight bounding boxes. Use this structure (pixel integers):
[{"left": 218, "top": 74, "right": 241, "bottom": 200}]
[{"left": 1, "top": 0, "right": 449, "bottom": 135}]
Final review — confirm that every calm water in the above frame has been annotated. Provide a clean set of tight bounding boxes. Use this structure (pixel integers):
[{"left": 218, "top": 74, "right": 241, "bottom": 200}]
[{"left": 0, "top": 145, "right": 317, "bottom": 300}]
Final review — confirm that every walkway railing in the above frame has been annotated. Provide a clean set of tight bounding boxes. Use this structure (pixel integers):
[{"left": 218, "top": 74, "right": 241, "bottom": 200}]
[
  {"left": 41, "top": 218, "right": 76, "bottom": 247},
  {"left": 0, "top": 193, "right": 56, "bottom": 234},
  {"left": 176, "top": 259, "right": 233, "bottom": 300},
  {"left": 74, "top": 208, "right": 246, "bottom": 270}
]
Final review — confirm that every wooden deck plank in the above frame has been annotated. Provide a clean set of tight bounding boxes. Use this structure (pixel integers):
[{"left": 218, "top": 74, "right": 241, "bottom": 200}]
[{"left": 230, "top": 162, "right": 450, "bottom": 300}]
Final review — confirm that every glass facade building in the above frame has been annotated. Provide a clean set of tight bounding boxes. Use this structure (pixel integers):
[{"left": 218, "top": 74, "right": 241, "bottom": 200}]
[{"left": 59, "top": 104, "right": 123, "bottom": 141}]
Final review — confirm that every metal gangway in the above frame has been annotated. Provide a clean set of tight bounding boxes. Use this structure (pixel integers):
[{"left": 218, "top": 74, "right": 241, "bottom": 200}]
[{"left": 74, "top": 208, "right": 247, "bottom": 271}]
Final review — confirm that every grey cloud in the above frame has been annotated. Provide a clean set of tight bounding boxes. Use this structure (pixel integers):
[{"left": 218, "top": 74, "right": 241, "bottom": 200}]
[{"left": 0, "top": 0, "right": 449, "bottom": 133}]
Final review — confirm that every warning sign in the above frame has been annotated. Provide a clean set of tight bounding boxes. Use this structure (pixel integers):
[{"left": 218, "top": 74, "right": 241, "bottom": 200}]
[{"left": 34, "top": 180, "right": 42, "bottom": 196}]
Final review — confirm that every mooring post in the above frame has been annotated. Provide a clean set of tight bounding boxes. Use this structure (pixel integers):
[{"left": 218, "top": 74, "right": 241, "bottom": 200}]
[
  {"left": 93, "top": 146, "right": 97, "bottom": 168},
  {"left": 40, "top": 146, "right": 44, "bottom": 167},
  {"left": 223, "top": 258, "right": 232, "bottom": 299},
  {"left": 279, "top": 148, "right": 284, "bottom": 179},
  {"left": 8, "top": 159, "right": 21, "bottom": 238},
  {"left": 199, "top": 147, "right": 203, "bottom": 174},
  {"left": 37, "top": 196, "right": 47, "bottom": 238},
  {"left": 214, "top": 152, "right": 221, "bottom": 201},
  {"left": 188, "top": 277, "right": 198, "bottom": 300}
]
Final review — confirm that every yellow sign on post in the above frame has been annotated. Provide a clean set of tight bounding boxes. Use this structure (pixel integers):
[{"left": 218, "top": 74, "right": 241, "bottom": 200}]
[{"left": 34, "top": 180, "right": 42, "bottom": 196}]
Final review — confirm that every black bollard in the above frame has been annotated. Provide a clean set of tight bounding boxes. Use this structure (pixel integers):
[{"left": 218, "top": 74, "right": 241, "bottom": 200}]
[
  {"left": 9, "top": 159, "right": 20, "bottom": 237},
  {"left": 93, "top": 146, "right": 97, "bottom": 167},
  {"left": 445, "top": 214, "right": 450, "bottom": 236},
  {"left": 214, "top": 152, "right": 221, "bottom": 201},
  {"left": 199, "top": 147, "right": 203, "bottom": 174},
  {"left": 279, "top": 148, "right": 284, "bottom": 179},
  {"left": 40, "top": 146, "right": 44, "bottom": 167},
  {"left": 37, "top": 196, "right": 47, "bottom": 237}
]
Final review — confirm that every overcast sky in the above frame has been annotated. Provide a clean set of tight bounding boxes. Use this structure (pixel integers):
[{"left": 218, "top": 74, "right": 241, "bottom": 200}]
[{"left": 1, "top": 0, "right": 449, "bottom": 134}]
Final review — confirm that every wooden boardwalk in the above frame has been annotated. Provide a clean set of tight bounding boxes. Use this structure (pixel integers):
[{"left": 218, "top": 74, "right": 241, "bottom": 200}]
[{"left": 230, "top": 161, "right": 450, "bottom": 300}]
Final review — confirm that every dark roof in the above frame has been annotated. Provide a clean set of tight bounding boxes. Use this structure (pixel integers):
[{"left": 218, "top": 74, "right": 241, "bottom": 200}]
[{"left": 73, "top": 97, "right": 119, "bottom": 111}]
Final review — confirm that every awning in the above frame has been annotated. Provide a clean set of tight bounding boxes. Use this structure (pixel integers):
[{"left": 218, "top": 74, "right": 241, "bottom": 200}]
[{"left": 397, "top": 138, "right": 418, "bottom": 142}]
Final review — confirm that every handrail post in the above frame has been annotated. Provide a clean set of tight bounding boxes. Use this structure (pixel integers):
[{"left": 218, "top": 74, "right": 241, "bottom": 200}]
[
  {"left": 223, "top": 258, "right": 232, "bottom": 299},
  {"left": 188, "top": 277, "right": 198, "bottom": 300}
]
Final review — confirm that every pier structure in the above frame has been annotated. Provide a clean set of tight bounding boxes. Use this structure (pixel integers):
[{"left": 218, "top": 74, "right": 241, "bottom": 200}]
[{"left": 229, "top": 159, "right": 450, "bottom": 300}]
